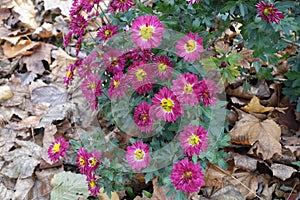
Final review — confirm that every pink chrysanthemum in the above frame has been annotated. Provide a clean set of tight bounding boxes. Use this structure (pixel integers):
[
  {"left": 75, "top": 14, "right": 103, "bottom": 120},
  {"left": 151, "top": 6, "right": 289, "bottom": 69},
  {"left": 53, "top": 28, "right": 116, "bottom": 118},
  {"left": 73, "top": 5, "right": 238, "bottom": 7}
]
[
  {"left": 86, "top": 150, "right": 102, "bottom": 174},
  {"left": 76, "top": 147, "right": 89, "bottom": 174},
  {"left": 151, "top": 87, "right": 183, "bottom": 122},
  {"left": 256, "top": 1, "right": 284, "bottom": 24},
  {"left": 171, "top": 72, "right": 200, "bottom": 106},
  {"left": 80, "top": 73, "right": 103, "bottom": 101},
  {"left": 108, "top": 72, "right": 127, "bottom": 99},
  {"left": 97, "top": 24, "right": 118, "bottom": 41},
  {"left": 63, "top": 63, "right": 76, "bottom": 85},
  {"left": 175, "top": 32, "right": 204, "bottom": 62},
  {"left": 87, "top": 174, "right": 99, "bottom": 196},
  {"left": 48, "top": 137, "right": 69, "bottom": 162},
  {"left": 125, "top": 48, "right": 154, "bottom": 62},
  {"left": 78, "top": 51, "right": 99, "bottom": 78},
  {"left": 127, "top": 61, "right": 154, "bottom": 94},
  {"left": 126, "top": 141, "right": 150, "bottom": 171},
  {"left": 178, "top": 125, "right": 208, "bottom": 157},
  {"left": 131, "top": 15, "right": 165, "bottom": 49},
  {"left": 153, "top": 56, "right": 173, "bottom": 81},
  {"left": 186, "top": 0, "right": 200, "bottom": 4},
  {"left": 102, "top": 49, "right": 125, "bottom": 74},
  {"left": 81, "top": 0, "right": 103, "bottom": 13},
  {"left": 170, "top": 159, "right": 205, "bottom": 193},
  {"left": 108, "top": 0, "right": 135, "bottom": 13},
  {"left": 194, "top": 79, "right": 217, "bottom": 106},
  {"left": 134, "top": 102, "right": 154, "bottom": 133}
]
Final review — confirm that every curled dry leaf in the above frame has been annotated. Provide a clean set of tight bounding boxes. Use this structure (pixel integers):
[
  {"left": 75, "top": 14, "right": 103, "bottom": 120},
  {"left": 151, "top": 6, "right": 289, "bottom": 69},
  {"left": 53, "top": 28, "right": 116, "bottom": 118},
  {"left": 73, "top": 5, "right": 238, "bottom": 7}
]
[
  {"left": 0, "top": 85, "right": 14, "bottom": 102},
  {"left": 270, "top": 163, "right": 297, "bottom": 181},
  {"left": 10, "top": 0, "right": 38, "bottom": 29},
  {"left": 0, "top": 183, "right": 14, "bottom": 200},
  {"left": 44, "top": 0, "right": 73, "bottom": 17},
  {"left": 241, "top": 96, "right": 287, "bottom": 113},
  {"left": 31, "top": 85, "right": 68, "bottom": 106},
  {"left": 230, "top": 112, "right": 282, "bottom": 160},
  {"left": 210, "top": 185, "right": 244, "bottom": 200},
  {"left": 3, "top": 40, "right": 41, "bottom": 58},
  {"left": 233, "top": 153, "right": 257, "bottom": 171}
]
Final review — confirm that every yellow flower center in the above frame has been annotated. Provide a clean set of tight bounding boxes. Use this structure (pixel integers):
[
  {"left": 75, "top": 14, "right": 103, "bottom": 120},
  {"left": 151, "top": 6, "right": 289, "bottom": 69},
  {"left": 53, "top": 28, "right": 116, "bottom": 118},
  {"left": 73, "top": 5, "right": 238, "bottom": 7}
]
[
  {"left": 52, "top": 143, "right": 60, "bottom": 153},
  {"left": 182, "top": 171, "right": 192, "bottom": 179},
  {"left": 184, "top": 84, "right": 193, "bottom": 94},
  {"left": 113, "top": 80, "right": 119, "bottom": 87},
  {"left": 135, "top": 69, "right": 147, "bottom": 81},
  {"left": 134, "top": 149, "right": 145, "bottom": 160},
  {"left": 140, "top": 112, "right": 148, "bottom": 121},
  {"left": 140, "top": 25, "right": 154, "bottom": 40},
  {"left": 89, "top": 180, "right": 96, "bottom": 188},
  {"left": 184, "top": 40, "right": 196, "bottom": 52},
  {"left": 263, "top": 7, "right": 274, "bottom": 16},
  {"left": 88, "top": 82, "right": 95, "bottom": 90},
  {"left": 89, "top": 157, "right": 97, "bottom": 167},
  {"left": 161, "top": 98, "right": 174, "bottom": 113},
  {"left": 66, "top": 69, "right": 72, "bottom": 78},
  {"left": 188, "top": 134, "right": 200, "bottom": 146},
  {"left": 104, "top": 29, "right": 112, "bottom": 37},
  {"left": 111, "top": 57, "right": 118, "bottom": 66},
  {"left": 158, "top": 62, "right": 167, "bottom": 72},
  {"left": 119, "top": 0, "right": 126, "bottom": 2},
  {"left": 79, "top": 157, "right": 85, "bottom": 166}
]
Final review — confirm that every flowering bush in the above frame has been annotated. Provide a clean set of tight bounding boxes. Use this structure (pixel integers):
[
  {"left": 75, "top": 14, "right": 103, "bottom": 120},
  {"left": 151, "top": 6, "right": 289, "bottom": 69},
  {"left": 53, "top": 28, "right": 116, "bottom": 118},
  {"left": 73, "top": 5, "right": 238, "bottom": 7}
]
[{"left": 49, "top": 0, "right": 300, "bottom": 199}]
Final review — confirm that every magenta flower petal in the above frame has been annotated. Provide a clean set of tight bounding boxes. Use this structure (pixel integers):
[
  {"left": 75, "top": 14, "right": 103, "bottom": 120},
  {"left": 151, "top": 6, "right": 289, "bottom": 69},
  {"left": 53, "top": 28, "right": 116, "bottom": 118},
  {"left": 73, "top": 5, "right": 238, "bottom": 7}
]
[
  {"left": 48, "top": 137, "right": 69, "bottom": 162},
  {"left": 87, "top": 174, "right": 99, "bottom": 196},
  {"left": 170, "top": 159, "right": 205, "bottom": 193},
  {"left": 151, "top": 87, "right": 183, "bottom": 122},
  {"left": 108, "top": 72, "right": 127, "bottom": 99},
  {"left": 76, "top": 147, "right": 89, "bottom": 174},
  {"left": 126, "top": 141, "right": 150, "bottom": 171},
  {"left": 178, "top": 125, "right": 208, "bottom": 157},
  {"left": 175, "top": 32, "right": 204, "bottom": 62},
  {"left": 256, "top": 1, "right": 284, "bottom": 24},
  {"left": 171, "top": 72, "right": 200, "bottom": 106},
  {"left": 153, "top": 55, "right": 173, "bottom": 81},
  {"left": 134, "top": 102, "right": 155, "bottom": 133},
  {"left": 131, "top": 15, "right": 165, "bottom": 49},
  {"left": 97, "top": 24, "right": 118, "bottom": 41},
  {"left": 194, "top": 79, "right": 217, "bottom": 106}
]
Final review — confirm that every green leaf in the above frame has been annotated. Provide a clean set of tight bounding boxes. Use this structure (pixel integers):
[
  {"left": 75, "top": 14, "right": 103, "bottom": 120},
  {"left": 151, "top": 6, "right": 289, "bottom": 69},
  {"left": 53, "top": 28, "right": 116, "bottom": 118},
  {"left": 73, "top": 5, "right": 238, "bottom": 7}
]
[
  {"left": 291, "top": 161, "right": 300, "bottom": 167},
  {"left": 50, "top": 171, "right": 89, "bottom": 200}
]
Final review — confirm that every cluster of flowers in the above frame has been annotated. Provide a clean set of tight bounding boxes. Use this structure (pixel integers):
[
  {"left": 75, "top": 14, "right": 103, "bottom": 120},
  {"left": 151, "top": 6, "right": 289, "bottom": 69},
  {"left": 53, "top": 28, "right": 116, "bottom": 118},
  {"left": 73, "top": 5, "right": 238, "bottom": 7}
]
[{"left": 57, "top": 0, "right": 285, "bottom": 197}]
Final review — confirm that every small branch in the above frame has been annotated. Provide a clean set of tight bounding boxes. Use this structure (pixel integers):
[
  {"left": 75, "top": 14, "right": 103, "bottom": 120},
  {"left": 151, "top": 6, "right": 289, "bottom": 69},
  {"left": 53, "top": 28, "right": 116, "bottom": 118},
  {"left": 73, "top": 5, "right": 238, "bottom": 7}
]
[{"left": 280, "top": 37, "right": 300, "bottom": 48}]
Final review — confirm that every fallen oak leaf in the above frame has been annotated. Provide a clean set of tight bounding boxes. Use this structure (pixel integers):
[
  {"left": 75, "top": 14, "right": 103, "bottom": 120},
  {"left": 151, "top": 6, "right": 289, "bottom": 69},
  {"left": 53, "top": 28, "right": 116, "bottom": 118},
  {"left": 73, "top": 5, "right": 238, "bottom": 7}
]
[
  {"left": 241, "top": 96, "right": 287, "bottom": 113},
  {"left": 230, "top": 112, "right": 282, "bottom": 160},
  {"left": 270, "top": 163, "right": 297, "bottom": 181}
]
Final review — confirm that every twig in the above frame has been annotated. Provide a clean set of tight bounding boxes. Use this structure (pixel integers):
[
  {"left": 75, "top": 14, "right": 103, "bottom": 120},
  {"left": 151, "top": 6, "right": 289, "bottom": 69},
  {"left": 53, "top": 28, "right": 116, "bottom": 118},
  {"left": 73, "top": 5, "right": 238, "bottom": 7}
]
[
  {"left": 287, "top": 182, "right": 297, "bottom": 200},
  {"left": 280, "top": 37, "right": 300, "bottom": 48}
]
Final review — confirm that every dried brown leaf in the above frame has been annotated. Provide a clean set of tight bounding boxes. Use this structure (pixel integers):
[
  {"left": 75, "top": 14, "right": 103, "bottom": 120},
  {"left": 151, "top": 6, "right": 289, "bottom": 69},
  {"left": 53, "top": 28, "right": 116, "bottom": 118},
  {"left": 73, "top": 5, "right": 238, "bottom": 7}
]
[
  {"left": 3, "top": 40, "right": 41, "bottom": 58},
  {"left": 0, "top": 183, "right": 14, "bottom": 200},
  {"left": 0, "top": 85, "right": 14, "bottom": 102},
  {"left": 33, "top": 23, "right": 59, "bottom": 38},
  {"left": 270, "top": 163, "right": 297, "bottom": 181},
  {"left": 230, "top": 112, "right": 282, "bottom": 160},
  {"left": 20, "top": 43, "right": 56, "bottom": 74},
  {"left": 233, "top": 154, "right": 257, "bottom": 171},
  {"left": 44, "top": 0, "right": 73, "bottom": 17},
  {"left": 13, "top": 178, "right": 34, "bottom": 200},
  {"left": 11, "top": 0, "right": 38, "bottom": 29}
]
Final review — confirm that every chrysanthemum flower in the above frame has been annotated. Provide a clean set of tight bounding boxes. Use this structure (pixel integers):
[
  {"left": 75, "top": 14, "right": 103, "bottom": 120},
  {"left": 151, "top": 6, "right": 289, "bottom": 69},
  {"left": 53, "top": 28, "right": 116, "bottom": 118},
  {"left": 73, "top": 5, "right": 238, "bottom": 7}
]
[
  {"left": 125, "top": 48, "right": 154, "bottom": 62},
  {"left": 126, "top": 141, "right": 150, "bottom": 171},
  {"left": 48, "top": 137, "right": 69, "bottom": 162},
  {"left": 178, "top": 125, "right": 208, "bottom": 157},
  {"left": 171, "top": 72, "right": 200, "bottom": 106},
  {"left": 186, "top": 0, "right": 200, "bottom": 4},
  {"left": 256, "top": 1, "right": 284, "bottom": 24},
  {"left": 102, "top": 49, "right": 125, "bottom": 74},
  {"left": 127, "top": 61, "right": 154, "bottom": 94},
  {"left": 131, "top": 15, "right": 165, "bottom": 49},
  {"left": 194, "top": 79, "right": 217, "bottom": 106},
  {"left": 87, "top": 174, "right": 99, "bottom": 196},
  {"left": 134, "top": 102, "right": 154, "bottom": 133},
  {"left": 151, "top": 87, "right": 183, "bottom": 122},
  {"left": 63, "top": 63, "right": 76, "bottom": 85},
  {"left": 78, "top": 51, "right": 99, "bottom": 78},
  {"left": 80, "top": 73, "right": 103, "bottom": 101},
  {"left": 153, "top": 56, "right": 173, "bottom": 81},
  {"left": 108, "top": 0, "right": 135, "bottom": 13},
  {"left": 86, "top": 150, "right": 102, "bottom": 173},
  {"left": 108, "top": 72, "right": 127, "bottom": 99},
  {"left": 76, "top": 147, "right": 88, "bottom": 174},
  {"left": 97, "top": 24, "right": 118, "bottom": 41},
  {"left": 170, "top": 159, "right": 205, "bottom": 193},
  {"left": 81, "top": 0, "right": 103, "bottom": 13},
  {"left": 175, "top": 32, "right": 204, "bottom": 62}
]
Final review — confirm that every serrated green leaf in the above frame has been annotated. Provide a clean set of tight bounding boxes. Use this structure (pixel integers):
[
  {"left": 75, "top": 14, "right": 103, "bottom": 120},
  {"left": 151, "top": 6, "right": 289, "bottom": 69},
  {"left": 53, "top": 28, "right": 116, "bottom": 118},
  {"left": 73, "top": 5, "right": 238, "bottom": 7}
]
[{"left": 50, "top": 171, "right": 89, "bottom": 200}]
